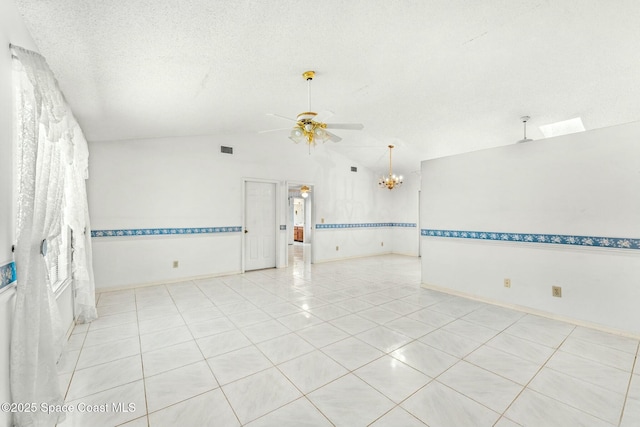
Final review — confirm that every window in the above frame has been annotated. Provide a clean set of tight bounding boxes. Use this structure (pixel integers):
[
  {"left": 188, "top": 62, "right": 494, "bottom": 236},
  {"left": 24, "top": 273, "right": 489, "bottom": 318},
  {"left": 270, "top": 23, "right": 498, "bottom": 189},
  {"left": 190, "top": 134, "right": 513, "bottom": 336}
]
[{"left": 43, "top": 226, "right": 73, "bottom": 293}]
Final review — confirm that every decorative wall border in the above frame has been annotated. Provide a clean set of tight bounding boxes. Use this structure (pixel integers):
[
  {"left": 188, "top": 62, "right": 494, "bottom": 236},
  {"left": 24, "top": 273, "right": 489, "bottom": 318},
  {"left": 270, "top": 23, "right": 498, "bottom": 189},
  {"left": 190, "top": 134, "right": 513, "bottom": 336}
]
[
  {"left": 316, "top": 223, "right": 417, "bottom": 229},
  {"left": 91, "top": 227, "right": 242, "bottom": 238},
  {"left": 421, "top": 229, "right": 640, "bottom": 250},
  {"left": 92, "top": 223, "right": 417, "bottom": 236},
  {"left": 1, "top": 261, "right": 17, "bottom": 291}
]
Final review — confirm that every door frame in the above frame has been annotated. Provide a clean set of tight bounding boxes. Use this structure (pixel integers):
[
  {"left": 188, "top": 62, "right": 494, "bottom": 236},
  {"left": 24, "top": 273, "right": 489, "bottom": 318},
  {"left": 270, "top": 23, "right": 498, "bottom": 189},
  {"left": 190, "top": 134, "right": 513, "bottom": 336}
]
[
  {"left": 285, "top": 180, "right": 316, "bottom": 266},
  {"left": 241, "top": 178, "right": 280, "bottom": 273}
]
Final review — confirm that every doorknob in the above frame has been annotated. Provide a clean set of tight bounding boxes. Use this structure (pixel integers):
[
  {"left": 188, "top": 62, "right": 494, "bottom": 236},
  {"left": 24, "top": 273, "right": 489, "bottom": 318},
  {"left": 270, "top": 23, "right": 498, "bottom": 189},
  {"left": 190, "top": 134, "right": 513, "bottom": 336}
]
[{"left": 244, "top": 229, "right": 248, "bottom": 233}]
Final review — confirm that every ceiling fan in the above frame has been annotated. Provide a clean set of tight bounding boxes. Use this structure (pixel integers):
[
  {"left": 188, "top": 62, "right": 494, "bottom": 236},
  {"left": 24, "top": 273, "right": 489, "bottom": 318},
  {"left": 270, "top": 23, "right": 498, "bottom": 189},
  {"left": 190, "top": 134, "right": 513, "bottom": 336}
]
[{"left": 260, "top": 71, "right": 364, "bottom": 147}]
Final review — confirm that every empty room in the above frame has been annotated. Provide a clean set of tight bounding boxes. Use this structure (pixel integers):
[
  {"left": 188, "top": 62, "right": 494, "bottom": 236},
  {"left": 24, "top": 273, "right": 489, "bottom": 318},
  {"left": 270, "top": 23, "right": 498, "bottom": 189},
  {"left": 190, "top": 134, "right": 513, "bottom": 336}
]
[{"left": 1, "top": 1, "right": 640, "bottom": 426}]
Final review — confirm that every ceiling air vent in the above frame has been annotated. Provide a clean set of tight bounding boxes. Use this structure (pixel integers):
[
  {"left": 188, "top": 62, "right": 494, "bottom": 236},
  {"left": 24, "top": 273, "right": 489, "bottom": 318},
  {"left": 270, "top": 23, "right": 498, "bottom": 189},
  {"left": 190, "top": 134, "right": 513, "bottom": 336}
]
[
  {"left": 351, "top": 166, "right": 357, "bottom": 172},
  {"left": 220, "top": 146, "right": 233, "bottom": 154}
]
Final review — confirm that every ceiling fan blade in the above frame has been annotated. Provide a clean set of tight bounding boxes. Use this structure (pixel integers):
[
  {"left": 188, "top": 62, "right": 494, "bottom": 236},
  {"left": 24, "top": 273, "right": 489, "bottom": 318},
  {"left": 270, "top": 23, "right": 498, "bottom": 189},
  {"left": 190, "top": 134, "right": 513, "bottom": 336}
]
[
  {"left": 267, "top": 113, "right": 298, "bottom": 123},
  {"left": 313, "top": 110, "right": 334, "bottom": 123},
  {"left": 258, "top": 127, "right": 292, "bottom": 134},
  {"left": 325, "top": 123, "right": 364, "bottom": 130},
  {"left": 325, "top": 130, "right": 342, "bottom": 143}
]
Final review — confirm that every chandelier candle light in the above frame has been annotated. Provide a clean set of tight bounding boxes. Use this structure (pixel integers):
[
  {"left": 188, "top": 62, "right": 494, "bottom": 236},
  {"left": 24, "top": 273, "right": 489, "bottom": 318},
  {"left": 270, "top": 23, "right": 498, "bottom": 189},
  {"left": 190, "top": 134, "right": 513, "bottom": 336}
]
[{"left": 379, "top": 145, "right": 403, "bottom": 190}]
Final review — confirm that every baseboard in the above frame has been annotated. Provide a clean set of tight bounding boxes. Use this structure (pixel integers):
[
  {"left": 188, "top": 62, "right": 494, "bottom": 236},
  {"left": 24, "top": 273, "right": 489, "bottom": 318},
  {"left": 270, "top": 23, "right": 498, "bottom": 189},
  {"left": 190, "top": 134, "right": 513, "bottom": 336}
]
[
  {"left": 421, "top": 282, "right": 640, "bottom": 340},
  {"left": 96, "top": 270, "right": 242, "bottom": 294}
]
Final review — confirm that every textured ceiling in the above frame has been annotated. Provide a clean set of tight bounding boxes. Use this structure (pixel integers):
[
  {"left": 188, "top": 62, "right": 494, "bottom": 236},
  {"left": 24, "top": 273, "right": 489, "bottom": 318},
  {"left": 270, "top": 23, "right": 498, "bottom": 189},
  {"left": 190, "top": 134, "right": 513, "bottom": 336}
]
[{"left": 14, "top": 0, "right": 640, "bottom": 174}]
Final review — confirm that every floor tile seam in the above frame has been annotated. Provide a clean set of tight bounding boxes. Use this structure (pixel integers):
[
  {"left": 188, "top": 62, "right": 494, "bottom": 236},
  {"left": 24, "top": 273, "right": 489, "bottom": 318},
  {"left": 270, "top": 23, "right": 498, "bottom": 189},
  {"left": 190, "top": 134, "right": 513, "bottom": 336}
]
[
  {"left": 96, "top": 296, "right": 136, "bottom": 308},
  {"left": 442, "top": 356, "right": 534, "bottom": 394},
  {"left": 429, "top": 378, "right": 506, "bottom": 420},
  {"left": 142, "top": 357, "right": 215, "bottom": 382},
  {"left": 541, "top": 364, "right": 629, "bottom": 397},
  {"left": 558, "top": 343, "right": 636, "bottom": 373},
  {"left": 133, "top": 305, "right": 152, "bottom": 421},
  {"left": 259, "top": 361, "right": 346, "bottom": 423},
  {"left": 70, "top": 352, "right": 143, "bottom": 379},
  {"left": 316, "top": 338, "right": 387, "bottom": 372},
  {"left": 457, "top": 314, "right": 522, "bottom": 333},
  {"left": 497, "top": 329, "right": 565, "bottom": 353},
  {"left": 564, "top": 332, "right": 640, "bottom": 357},
  {"left": 114, "top": 414, "right": 148, "bottom": 426},
  {"left": 66, "top": 374, "right": 145, "bottom": 407},
  {"left": 274, "top": 356, "right": 352, "bottom": 397},
  {"left": 519, "top": 388, "right": 619, "bottom": 427},
  {"left": 65, "top": 327, "right": 89, "bottom": 356},
  {"left": 147, "top": 387, "right": 239, "bottom": 425},
  {"left": 75, "top": 346, "right": 143, "bottom": 371},
  {"left": 617, "top": 340, "right": 640, "bottom": 427},
  {"left": 418, "top": 325, "right": 490, "bottom": 359},
  {"left": 369, "top": 404, "right": 428, "bottom": 427},
  {"left": 96, "top": 305, "right": 138, "bottom": 317},
  {"left": 87, "top": 316, "right": 140, "bottom": 332},
  {"left": 351, "top": 353, "right": 435, "bottom": 394},
  {"left": 194, "top": 331, "right": 255, "bottom": 360},
  {"left": 497, "top": 327, "right": 620, "bottom": 425},
  {"left": 208, "top": 356, "right": 277, "bottom": 388},
  {"left": 550, "top": 346, "right": 636, "bottom": 376}
]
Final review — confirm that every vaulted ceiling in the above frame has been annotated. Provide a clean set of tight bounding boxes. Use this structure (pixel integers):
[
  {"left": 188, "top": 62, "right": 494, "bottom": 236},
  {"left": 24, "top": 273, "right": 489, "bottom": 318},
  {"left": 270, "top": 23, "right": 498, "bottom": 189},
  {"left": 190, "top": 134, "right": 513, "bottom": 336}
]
[{"left": 14, "top": 0, "right": 640, "bottom": 175}]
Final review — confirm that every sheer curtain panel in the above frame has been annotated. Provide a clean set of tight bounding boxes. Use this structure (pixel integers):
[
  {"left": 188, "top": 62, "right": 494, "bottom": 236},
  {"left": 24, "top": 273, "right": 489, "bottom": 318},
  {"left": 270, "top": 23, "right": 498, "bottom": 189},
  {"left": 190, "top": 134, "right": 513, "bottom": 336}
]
[{"left": 10, "top": 44, "right": 97, "bottom": 427}]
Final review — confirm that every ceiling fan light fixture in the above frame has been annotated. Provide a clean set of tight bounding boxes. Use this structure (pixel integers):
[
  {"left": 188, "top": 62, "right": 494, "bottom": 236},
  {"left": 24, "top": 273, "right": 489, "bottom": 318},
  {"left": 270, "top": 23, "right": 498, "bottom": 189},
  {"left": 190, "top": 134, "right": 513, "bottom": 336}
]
[
  {"left": 289, "top": 128, "right": 305, "bottom": 144},
  {"left": 262, "top": 71, "right": 363, "bottom": 149}
]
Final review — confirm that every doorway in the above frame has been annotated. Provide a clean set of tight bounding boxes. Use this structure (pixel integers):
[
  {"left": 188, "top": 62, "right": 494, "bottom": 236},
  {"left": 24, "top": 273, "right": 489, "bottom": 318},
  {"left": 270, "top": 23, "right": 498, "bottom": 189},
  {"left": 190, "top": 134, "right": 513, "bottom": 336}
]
[
  {"left": 292, "top": 197, "right": 305, "bottom": 243},
  {"left": 243, "top": 180, "right": 278, "bottom": 271},
  {"left": 286, "top": 182, "right": 314, "bottom": 266}
]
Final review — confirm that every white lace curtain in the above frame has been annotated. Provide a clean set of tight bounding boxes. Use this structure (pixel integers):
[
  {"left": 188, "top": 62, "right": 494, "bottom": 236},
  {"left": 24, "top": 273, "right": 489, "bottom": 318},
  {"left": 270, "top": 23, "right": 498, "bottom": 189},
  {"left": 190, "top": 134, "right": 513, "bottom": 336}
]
[{"left": 10, "top": 44, "right": 97, "bottom": 427}]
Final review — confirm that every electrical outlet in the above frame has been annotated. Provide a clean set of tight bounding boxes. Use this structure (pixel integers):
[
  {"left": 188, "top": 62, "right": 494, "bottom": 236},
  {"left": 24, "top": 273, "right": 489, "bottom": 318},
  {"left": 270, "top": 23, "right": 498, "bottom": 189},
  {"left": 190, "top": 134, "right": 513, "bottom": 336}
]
[
  {"left": 336, "top": 246, "right": 339, "bottom": 251},
  {"left": 173, "top": 260, "right": 179, "bottom": 268},
  {"left": 504, "top": 278, "right": 511, "bottom": 288},
  {"left": 552, "top": 286, "right": 562, "bottom": 297}
]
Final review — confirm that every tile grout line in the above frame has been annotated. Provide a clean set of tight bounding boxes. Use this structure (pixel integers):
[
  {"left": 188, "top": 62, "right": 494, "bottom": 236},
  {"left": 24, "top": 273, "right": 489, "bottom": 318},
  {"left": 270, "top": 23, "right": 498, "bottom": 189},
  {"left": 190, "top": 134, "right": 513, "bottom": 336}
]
[{"left": 617, "top": 340, "right": 640, "bottom": 427}]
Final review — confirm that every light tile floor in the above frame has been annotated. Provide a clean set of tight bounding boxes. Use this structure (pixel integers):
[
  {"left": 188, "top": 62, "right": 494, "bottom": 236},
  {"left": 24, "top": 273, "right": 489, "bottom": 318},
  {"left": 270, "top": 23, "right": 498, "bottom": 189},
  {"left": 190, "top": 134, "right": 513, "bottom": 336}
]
[{"left": 57, "top": 246, "right": 640, "bottom": 426}]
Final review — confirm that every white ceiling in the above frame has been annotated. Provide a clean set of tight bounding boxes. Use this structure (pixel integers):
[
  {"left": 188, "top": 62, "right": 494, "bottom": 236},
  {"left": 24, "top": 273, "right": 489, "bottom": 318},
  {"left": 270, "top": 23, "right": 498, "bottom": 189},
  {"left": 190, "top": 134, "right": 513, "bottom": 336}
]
[{"left": 14, "top": 0, "right": 640, "bottom": 174}]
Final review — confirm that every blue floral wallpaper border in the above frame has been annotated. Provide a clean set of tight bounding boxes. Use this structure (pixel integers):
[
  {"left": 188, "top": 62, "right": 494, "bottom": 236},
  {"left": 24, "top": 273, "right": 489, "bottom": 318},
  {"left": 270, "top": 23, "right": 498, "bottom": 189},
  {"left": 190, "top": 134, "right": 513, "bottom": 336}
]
[
  {"left": 316, "top": 223, "right": 417, "bottom": 229},
  {"left": 421, "top": 228, "right": 640, "bottom": 250},
  {"left": 92, "top": 223, "right": 417, "bottom": 237},
  {"left": 92, "top": 227, "right": 242, "bottom": 238},
  {"left": 0, "top": 261, "right": 17, "bottom": 291}
]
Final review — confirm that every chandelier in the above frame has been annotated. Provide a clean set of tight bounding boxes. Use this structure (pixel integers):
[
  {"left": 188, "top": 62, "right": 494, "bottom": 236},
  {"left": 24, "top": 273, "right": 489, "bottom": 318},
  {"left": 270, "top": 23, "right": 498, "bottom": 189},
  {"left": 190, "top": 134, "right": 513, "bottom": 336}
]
[
  {"left": 300, "top": 185, "right": 311, "bottom": 198},
  {"left": 379, "top": 145, "right": 403, "bottom": 190}
]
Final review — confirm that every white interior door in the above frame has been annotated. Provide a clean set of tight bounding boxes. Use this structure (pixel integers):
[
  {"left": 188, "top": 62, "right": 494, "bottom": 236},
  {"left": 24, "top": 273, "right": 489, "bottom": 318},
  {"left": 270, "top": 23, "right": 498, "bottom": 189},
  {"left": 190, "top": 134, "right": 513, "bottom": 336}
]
[{"left": 244, "top": 181, "right": 277, "bottom": 271}]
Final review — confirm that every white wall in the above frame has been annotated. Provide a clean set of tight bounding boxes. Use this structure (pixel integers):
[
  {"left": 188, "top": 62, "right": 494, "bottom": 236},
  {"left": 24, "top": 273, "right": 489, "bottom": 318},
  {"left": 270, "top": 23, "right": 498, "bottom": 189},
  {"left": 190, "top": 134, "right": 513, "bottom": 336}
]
[
  {"left": 420, "top": 121, "right": 640, "bottom": 335},
  {"left": 0, "top": 2, "right": 39, "bottom": 426},
  {"left": 88, "top": 134, "right": 408, "bottom": 289},
  {"left": 390, "top": 176, "right": 420, "bottom": 256}
]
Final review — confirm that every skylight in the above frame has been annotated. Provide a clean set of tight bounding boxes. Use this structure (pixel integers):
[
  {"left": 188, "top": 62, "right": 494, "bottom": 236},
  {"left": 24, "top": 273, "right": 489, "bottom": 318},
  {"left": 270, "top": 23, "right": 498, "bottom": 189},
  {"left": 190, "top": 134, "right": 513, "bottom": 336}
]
[{"left": 539, "top": 117, "right": 585, "bottom": 138}]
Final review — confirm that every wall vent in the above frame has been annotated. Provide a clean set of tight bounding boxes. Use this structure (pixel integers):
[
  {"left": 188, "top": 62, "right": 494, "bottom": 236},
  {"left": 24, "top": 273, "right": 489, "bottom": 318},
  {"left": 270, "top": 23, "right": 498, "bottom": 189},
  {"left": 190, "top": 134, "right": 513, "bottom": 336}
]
[
  {"left": 351, "top": 166, "right": 357, "bottom": 172},
  {"left": 220, "top": 146, "right": 233, "bottom": 154}
]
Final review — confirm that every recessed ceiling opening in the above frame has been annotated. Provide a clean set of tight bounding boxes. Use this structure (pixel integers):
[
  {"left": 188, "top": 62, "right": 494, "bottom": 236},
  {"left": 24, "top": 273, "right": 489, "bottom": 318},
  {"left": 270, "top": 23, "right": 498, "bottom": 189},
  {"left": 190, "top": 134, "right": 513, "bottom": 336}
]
[{"left": 539, "top": 117, "right": 585, "bottom": 138}]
